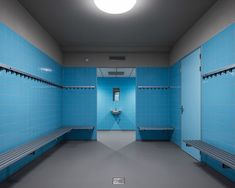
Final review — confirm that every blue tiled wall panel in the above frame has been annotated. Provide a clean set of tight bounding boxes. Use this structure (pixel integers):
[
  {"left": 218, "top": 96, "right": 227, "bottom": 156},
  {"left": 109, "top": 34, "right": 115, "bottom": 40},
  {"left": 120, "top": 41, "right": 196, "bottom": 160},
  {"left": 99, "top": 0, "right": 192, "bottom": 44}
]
[
  {"left": 201, "top": 24, "right": 235, "bottom": 181},
  {"left": 201, "top": 71, "right": 235, "bottom": 181},
  {"left": 0, "top": 23, "right": 62, "bottom": 181},
  {"left": 63, "top": 68, "right": 96, "bottom": 86},
  {"left": 62, "top": 68, "right": 97, "bottom": 140},
  {"left": 169, "top": 62, "right": 181, "bottom": 147},
  {"left": 136, "top": 67, "right": 169, "bottom": 86},
  {"left": 202, "top": 72, "right": 235, "bottom": 152},
  {"left": 0, "top": 23, "right": 62, "bottom": 84},
  {"left": 0, "top": 73, "right": 62, "bottom": 152},
  {"left": 201, "top": 24, "right": 235, "bottom": 74},
  {"left": 97, "top": 77, "right": 136, "bottom": 130},
  {"left": 136, "top": 68, "right": 170, "bottom": 140}
]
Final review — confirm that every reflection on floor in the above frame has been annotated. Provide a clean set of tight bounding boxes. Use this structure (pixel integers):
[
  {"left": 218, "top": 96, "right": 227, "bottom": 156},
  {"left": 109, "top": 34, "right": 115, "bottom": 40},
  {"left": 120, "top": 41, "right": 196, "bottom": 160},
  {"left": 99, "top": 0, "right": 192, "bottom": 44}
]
[
  {"left": 97, "top": 131, "right": 136, "bottom": 151},
  {"left": 1, "top": 133, "right": 235, "bottom": 188}
]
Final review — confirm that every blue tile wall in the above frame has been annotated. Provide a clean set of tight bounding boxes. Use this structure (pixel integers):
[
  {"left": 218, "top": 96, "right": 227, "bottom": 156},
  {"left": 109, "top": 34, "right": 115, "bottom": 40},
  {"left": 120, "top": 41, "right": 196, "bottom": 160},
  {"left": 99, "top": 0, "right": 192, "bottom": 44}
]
[
  {"left": 62, "top": 67, "right": 97, "bottom": 140},
  {"left": 201, "top": 24, "right": 235, "bottom": 74},
  {"left": 0, "top": 23, "right": 62, "bottom": 84},
  {"left": 136, "top": 68, "right": 171, "bottom": 140},
  {"left": 169, "top": 62, "right": 181, "bottom": 147},
  {"left": 201, "top": 23, "right": 235, "bottom": 182},
  {"left": 97, "top": 77, "right": 136, "bottom": 130},
  {"left": 136, "top": 67, "right": 169, "bottom": 86},
  {"left": 0, "top": 23, "right": 62, "bottom": 181},
  {"left": 201, "top": 74, "right": 235, "bottom": 181},
  {"left": 63, "top": 68, "right": 96, "bottom": 86},
  {"left": 202, "top": 73, "right": 235, "bottom": 153}
]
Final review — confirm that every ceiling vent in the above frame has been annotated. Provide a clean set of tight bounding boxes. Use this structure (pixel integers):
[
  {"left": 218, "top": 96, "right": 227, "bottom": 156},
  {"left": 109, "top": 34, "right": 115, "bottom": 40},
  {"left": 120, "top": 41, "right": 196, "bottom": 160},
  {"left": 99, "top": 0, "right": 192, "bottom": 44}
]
[
  {"left": 109, "top": 56, "right": 126, "bottom": 61},
  {"left": 108, "top": 71, "right": 125, "bottom": 76}
]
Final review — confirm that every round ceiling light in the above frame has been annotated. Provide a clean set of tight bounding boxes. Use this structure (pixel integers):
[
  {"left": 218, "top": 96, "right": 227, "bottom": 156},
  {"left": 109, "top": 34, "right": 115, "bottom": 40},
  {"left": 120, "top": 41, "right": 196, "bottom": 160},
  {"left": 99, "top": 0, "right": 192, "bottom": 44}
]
[{"left": 94, "top": 0, "right": 136, "bottom": 15}]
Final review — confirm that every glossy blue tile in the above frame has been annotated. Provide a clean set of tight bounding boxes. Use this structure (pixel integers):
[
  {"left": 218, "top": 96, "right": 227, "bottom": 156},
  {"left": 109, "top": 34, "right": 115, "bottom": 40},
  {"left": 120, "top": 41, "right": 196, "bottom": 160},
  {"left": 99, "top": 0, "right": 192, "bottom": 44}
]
[
  {"left": 201, "top": 24, "right": 235, "bottom": 181},
  {"left": 0, "top": 23, "right": 62, "bottom": 84},
  {"left": 169, "top": 62, "right": 181, "bottom": 147},
  {"left": 201, "top": 24, "right": 235, "bottom": 74},
  {"left": 0, "top": 23, "right": 62, "bottom": 181},
  {"left": 97, "top": 77, "right": 136, "bottom": 130},
  {"left": 62, "top": 67, "right": 97, "bottom": 140},
  {"left": 136, "top": 68, "right": 171, "bottom": 140}
]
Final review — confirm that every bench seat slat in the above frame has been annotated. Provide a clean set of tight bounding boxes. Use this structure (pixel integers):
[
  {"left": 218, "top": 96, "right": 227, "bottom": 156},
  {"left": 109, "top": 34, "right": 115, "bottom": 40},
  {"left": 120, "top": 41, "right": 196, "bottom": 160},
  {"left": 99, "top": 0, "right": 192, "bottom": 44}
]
[
  {"left": 63, "top": 126, "right": 95, "bottom": 130},
  {"left": 184, "top": 140, "right": 235, "bottom": 169},
  {"left": 0, "top": 126, "right": 95, "bottom": 171},
  {"left": 0, "top": 128, "right": 71, "bottom": 171},
  {"left": 189, "top": 144, "right": 235, "bottom": 166},
  {"left": 186, "top": 140, "right": 235, "bottom": 161},
  {"left": 138, "top": 127, "right": 174, "bottom": 131},
  {"left": 0, "top": 129, "right": 68, "bottom": 160},
  {"left": 0, "top": 133, "right": 64, "bottom": 165},
  {"left": 0, "top": 129, "right": 70, "bottom": 165},
  {"left": 0, "top": 128, "right": 71, "bottom": 161},
  {"left": 188, "top": 141, "right": 235, "bottom": 162},
  {"left": 0, "top": 128, "right": 70, "bottom": 158}
]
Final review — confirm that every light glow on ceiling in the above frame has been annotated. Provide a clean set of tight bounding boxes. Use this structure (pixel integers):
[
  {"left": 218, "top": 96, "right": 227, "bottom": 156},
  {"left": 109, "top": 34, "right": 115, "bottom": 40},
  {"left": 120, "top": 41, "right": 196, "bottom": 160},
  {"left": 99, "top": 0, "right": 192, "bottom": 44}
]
[{"left": 94, "top": 0, "right": 136, "bottom": 14}]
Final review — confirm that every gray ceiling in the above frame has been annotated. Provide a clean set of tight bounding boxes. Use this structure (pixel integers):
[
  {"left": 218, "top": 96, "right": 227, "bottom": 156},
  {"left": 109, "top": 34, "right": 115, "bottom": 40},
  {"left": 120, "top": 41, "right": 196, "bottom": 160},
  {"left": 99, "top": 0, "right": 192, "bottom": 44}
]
[{"left": 18, "top": 0, "right": 217, "bottom": 53}]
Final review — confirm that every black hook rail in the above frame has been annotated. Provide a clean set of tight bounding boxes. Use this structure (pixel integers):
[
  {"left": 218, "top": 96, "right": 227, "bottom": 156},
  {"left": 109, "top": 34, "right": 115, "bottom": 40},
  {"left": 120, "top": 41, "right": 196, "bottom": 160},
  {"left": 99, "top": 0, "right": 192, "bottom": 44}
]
[
  {"left": 63, "top": 86, "right": 96, "bottom": 90},
  {"left": 138, "top": 86, "right": 170, "bottom": 90},
  {"left": 202, "top": 64, "right": 235, "bottom": 79},
  {"left": 0, "top": 64, "right": 96, "bottom": 89}
]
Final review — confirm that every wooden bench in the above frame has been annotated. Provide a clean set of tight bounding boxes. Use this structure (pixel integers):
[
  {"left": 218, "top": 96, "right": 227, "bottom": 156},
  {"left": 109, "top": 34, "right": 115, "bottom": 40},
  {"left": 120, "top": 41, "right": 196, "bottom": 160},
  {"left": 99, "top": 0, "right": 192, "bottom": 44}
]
[
  {"left": 184, "top": 140, "right": 235, "bottom": 169},
  {"left": 0, "top": 126, "right": 96, "bottom": 171}
]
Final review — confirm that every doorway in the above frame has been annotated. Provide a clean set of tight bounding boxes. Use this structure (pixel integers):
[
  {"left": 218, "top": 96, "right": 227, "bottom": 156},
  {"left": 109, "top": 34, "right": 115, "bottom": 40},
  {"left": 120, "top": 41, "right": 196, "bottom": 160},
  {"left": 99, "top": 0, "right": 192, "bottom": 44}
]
[
  {"left": 181, "top": 49, "right": 201, "bottom": 160},
  {"left": 96, "top": 68, "right": 136, "bottom": 147}
]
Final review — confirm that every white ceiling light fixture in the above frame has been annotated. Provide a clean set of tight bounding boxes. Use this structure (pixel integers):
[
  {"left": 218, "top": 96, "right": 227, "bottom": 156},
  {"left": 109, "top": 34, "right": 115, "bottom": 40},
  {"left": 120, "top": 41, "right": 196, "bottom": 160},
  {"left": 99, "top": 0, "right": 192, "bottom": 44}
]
[{"left": 94, "top": 0, "right": 137, "bottom": 15}]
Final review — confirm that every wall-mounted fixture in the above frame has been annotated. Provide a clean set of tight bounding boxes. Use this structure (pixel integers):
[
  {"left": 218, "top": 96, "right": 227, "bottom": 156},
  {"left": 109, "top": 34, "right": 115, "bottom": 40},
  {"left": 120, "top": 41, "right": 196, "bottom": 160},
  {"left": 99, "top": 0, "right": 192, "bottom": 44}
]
[
  {"left": 111, "top": 88, "right": 121, "bottom": 116},
  {"left": 111, "top": 108, "right": 122, "bottom": 116},
  {"left": 94, "top": 0, "right": 136, "bottom": 15},
  {"left": 113, "top": 88, "right": 120, "bottom": 102}
]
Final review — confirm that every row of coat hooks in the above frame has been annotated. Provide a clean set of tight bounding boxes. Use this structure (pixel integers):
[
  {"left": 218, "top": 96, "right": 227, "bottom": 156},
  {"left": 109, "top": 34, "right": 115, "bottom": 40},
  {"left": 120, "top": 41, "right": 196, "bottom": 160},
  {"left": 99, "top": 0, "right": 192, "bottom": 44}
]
[
  {"left": 0, "top": 64, "right": 96, "bottom": 90},
  {"left": 5, "top": 63, "right": 234, "bottom": 87},
  {"left": 202, "top": 64, "right": 235, "bottom": 79},
  {"left": 138, "top": 86, "right": 170, "bottom": 90}
]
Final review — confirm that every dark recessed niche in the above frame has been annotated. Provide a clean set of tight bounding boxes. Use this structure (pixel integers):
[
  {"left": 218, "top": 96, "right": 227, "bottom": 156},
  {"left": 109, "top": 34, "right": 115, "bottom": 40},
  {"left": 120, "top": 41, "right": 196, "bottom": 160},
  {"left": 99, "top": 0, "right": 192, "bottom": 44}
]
[
  {"left": 109, "top": 56, "right": 126, "bottom": 61},
  {"left": 108, "top": 71, "right": 124, "bottom": 76}
]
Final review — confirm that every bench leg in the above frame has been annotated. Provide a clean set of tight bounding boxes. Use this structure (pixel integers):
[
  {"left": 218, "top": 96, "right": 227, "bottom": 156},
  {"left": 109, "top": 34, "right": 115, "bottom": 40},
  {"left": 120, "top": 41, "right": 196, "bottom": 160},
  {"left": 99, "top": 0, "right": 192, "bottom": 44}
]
[
  {"left": 30, "top": 151, "right": 36, "bottom": 155},
  {"left": 222, "top": 164, "right": 230, "bottom": 169},
  {"left": 199, "top": 151, "right": 207, "bottom": 166}
]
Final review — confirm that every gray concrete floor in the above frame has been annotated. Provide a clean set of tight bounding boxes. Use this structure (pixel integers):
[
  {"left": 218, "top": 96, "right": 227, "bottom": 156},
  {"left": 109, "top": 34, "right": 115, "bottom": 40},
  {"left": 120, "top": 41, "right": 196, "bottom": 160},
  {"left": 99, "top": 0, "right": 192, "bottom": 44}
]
[{"left": 1, "top": 131, "right": 234, "bottom": 188}]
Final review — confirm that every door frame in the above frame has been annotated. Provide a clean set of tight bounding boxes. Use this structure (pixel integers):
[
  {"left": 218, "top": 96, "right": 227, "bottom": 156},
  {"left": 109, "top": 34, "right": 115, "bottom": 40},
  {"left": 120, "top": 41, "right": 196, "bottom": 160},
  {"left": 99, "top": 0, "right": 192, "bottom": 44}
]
[{"left": 180, "top": 48, "right": 202, "bottom": 161}]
